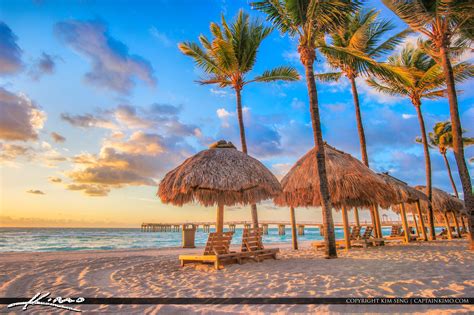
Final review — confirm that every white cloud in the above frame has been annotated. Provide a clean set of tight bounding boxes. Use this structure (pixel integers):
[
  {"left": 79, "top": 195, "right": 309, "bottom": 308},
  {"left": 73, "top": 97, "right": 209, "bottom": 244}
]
[{"left": 149, "top": 26, "right": 172, "bottom": 47}]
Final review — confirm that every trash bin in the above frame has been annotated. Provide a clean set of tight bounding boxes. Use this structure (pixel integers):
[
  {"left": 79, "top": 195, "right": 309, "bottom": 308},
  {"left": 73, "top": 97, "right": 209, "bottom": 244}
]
[{"left": 182, "top": 224, "right": 196, "bottom": 248}]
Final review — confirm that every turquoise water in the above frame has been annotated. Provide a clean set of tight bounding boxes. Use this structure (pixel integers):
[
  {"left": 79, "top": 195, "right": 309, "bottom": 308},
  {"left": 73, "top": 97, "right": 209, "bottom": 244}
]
[{"left": 0, "top": 227, "right": 441, "bottom": 252}]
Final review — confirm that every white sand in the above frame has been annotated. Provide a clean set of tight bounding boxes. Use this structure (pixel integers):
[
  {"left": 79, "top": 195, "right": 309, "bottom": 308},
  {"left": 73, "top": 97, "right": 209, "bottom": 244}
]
[{"left": 1, "top": 239, "right": 473, "bottom": 314}]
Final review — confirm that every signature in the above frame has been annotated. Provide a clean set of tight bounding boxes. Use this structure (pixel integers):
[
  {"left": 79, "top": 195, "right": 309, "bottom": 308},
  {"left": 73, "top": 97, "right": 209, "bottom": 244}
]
[{"left": 7, "top": 292, "right": 85, "bottom": 312}]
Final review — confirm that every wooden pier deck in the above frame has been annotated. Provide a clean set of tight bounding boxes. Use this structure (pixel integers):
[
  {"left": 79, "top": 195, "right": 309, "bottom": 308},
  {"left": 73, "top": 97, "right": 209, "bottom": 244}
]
[{"left": 140, "top": 220, "right": 440, "bottom": 234}]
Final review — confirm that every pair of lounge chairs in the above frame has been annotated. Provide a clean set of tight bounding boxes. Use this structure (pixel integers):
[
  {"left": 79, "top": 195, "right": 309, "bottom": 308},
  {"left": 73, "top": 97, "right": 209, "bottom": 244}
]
[
  {"left": 179, "top": 228, "right": 279, "bottom": 270},
  {"left": 313, "top": 225, "right": 381, "bottom": 250},
  {"left": 351, "top": 226, "right": 385, "bottom": 247},
  {"left": 386, "top": 225, "right": 417, "bottom": 242}
]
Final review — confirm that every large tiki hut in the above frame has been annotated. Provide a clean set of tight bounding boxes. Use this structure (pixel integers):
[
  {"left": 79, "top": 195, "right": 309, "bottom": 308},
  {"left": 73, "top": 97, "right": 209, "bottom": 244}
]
[
  {"left": 377, "top": 173, "right": 429, "bottom": 242},
  {"left": 275, "top": 143, "right": 398, "bottom": 250},
  {"left": 409, "top": 185, "right": 466, "bottom": 239},
  {"left": 158, "top": 140, "right": 281, "bottom": 233}
]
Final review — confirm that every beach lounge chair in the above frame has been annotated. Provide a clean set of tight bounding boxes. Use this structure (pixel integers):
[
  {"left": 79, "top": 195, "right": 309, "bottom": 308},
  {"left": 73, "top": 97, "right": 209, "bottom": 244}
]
[
  {"left": 352, "top": 226, "right": 384, "bottom": 247},
  {"left": 179, "top": 232, "right": 245, "bottom": 269},
  {"left": 241, "top": 228, "right": 279, "bottom": 261},
  {"left": 350, "top": 225, "right": 362, "bottom": 240},
  {"left": 312, "top": 226, "right": 361, "bottom": 250}
]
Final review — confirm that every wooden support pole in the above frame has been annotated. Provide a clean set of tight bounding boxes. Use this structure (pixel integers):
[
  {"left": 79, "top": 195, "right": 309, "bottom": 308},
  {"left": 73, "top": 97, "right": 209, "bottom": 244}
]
[
  {"left": 451, "top": 211, "right": 461, "bottom": 238},
  {"left": 354, "top": 208, "right": 360, "bottom": 227},
  {"left": 400, "top": 203, "right": 410, "bottom": 244},
  {"left": 415, "top": 200, "right": 428, "bottom": 241},
  {"left": 374, "top": 205, "right": 383, "bottom": 239},
  {"left": 216, "top": 203, "right": 224, "bottom": 234},
  {"left": 278, "top": 224, "right": 286, "bottom": 235},
  {"left": 412, "top": 209, "right": 420, "bottom": 237},
  {"left": 297, "top": 225, "right": 305, "bottom": 236},
  {"left": 443, "top": 212, "right": 453, "bottom": 240},
  {"left": 460, "top": 216, "right": 467, "bottom": 234},
  {"left": 290, "top": 207, "right": 298, "bottom": 250},
  {"left": 342, "top": 206, "right": 351, "bottom": 250},
  {"left": 369, "top": 207, "right": 376, "bottom": 235},
  {"left": 262, "top": 224, "right": 269, "bottom": 235}
]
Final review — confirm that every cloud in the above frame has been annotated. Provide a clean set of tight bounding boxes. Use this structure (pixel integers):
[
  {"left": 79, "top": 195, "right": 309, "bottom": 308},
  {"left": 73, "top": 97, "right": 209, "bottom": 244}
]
[
  {"left": 290, "top": 97, "right": 305, "bottom": 110},
  {"left": 54, "top": 19, "right": 156, "bottom": 94},
  {"left": 0, "top": 141, "right": 66, "bottom": 167},
  {"left": 149, "top": 26, "right": 172, "bottom": 47},
  {"left": 28, "top": 52, "right": 59, "bottom": 80},
  {"left": 0, "top": 87, "right": 46, "bottom": 141},
  {"left": 51, "top": 132, "right": 66, "bottom": 143},
  {"left": 210, "top": 88, "right": 232, "bottom": 97},
  {"left": 65, "top": 129, "right": 194, "bottom": 196},
  {"left": 215, "top": 107, "right": 285, "bottom": 158},
  {"left": 0, "top": 22, "right": 23, "bottom": 75},
  {"left": 402, "top": 113, "right": 416, "bottom": 119},
  {"left": 282, "top": 50, "right": 300, "bottom": 64},
  {"left": 0, "top": 143, "right": 33, "bottom": 162},
  {"left": 49, "top": 176, "right": 62, "bottom": 183},
  {"left": 60, "top": 112, "right": 117, "bottom": 129},
  {"left": 26, "top": 189, "right": 45, "bottom": 195},
  {"left": 66, "top": 183, "right": 110, "bottom": 197}
]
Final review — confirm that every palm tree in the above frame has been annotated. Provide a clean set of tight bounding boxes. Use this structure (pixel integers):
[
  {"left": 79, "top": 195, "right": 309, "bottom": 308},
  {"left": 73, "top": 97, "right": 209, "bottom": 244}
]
[
  {"left": 417, "top": 122, "right": 474, "bottom": 198},
  {"left": 382, "top": 0, "right": 474, "bottom": 250},
  {"left": 317, "top": 8, "right": 411, "bottom": 167},
  {"left": 253, "top": 0, "right": 360, "bottom": 258},
  {"left": 367, "top": 43, "right": 472, "bottom": 240},
  {"left": 179, "top": 10, "right": 300, "bottom": 229}
]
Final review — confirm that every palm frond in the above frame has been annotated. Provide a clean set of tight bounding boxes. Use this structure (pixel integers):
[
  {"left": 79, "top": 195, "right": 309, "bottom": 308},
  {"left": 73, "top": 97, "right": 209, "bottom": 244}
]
[
  {"left": 178, "top": 41, "right": 221, "bottom": 74},
  {"left": 249, "top": 66, "right": 300, "bottom": 83},
  {"left": 315, "top": 72, "right": 343, "bottom": 82}
]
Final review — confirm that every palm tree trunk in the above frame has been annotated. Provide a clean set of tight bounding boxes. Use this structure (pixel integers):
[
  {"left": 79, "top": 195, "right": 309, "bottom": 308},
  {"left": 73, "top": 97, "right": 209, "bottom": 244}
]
[
  {"left": 440, "top": 46, "right": 474, "bottom": 250},
  {"left": 235, "top": 88, "right": 259, "bottom": 228},
  {"left": 349, "top": 76, "right": 369, "bottom": 167},
  {"left": 301, "top": 47, "right": 337, "bottom": 258},
  {"left": 442, "top": 152, "right": 459, "bottom": 198},
  {"left": 414, "top": 101, "right": 435, "bottom": 240}
]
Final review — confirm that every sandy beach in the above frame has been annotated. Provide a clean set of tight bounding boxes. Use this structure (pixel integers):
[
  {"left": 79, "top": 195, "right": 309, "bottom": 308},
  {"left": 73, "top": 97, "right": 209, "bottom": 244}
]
[{"left": 1, "top": 239, "right": 473, "bottom": 314}]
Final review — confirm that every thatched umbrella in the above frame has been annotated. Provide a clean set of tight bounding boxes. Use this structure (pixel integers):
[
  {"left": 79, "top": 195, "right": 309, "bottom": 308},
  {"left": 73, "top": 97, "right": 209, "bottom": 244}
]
[
  {"left": 275, "top": 143, "right": 398, "bottom": 250},
  {"left": 410, "top": 185, "right": 465, "bottom": 239},
  {"left": 158, "top": 140, "right": 281, "bottom": 233},
  {"left": 378, "top": 173, "right": 429, "bottom": 242}
]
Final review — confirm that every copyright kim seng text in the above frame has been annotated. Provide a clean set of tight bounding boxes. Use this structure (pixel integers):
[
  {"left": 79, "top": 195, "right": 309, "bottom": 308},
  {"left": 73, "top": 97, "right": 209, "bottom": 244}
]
[{"left": 346, "top": 298, "right": 470, "bottom": 304}]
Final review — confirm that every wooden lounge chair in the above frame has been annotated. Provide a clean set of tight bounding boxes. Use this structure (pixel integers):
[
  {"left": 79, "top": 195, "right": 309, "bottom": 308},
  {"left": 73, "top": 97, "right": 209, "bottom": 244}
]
[
  {"left": 312, "top": 226, "right": 361, "bottom": 250},
  {"left": 311, "top": 240, "right": 346, "bottom": 250},
  {"left": 241, "top": 228, "right": 279, "bottom": 261},
  {"left": 179, "top": 232, "right": 245, "bottom": 269},
  {"left": 352, "top": 226, "right": 384, "bottom": 247},
  {"left": 350, "top": 225, "right": 362, "bottom": 240}
]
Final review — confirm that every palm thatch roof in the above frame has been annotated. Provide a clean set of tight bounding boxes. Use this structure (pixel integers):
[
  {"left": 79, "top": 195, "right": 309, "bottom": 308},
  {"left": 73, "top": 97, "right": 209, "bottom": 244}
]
[
  {"left": 412, "top": 185, "right": 465, "bottom": 214},
  {"left": 377, "top": 172, "right": 428, "bottom": 204},
  {"left": 274, "top": 144, "right": 398, "bottom": 209},
  {"left": 158, "top": 140, "right": 281, "bottom": 207}
]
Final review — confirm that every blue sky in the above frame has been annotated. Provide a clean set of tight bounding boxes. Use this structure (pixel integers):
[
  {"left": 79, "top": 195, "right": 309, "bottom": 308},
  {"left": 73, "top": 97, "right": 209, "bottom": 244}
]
[{"left": 0, "top": 0, "right": 472, "bottom": 227}]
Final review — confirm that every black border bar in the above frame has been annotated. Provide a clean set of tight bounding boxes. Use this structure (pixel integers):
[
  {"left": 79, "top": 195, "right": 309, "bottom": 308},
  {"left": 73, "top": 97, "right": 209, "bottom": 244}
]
[{"left": 1, "top": 297, "right": 473, "bottom": 305}]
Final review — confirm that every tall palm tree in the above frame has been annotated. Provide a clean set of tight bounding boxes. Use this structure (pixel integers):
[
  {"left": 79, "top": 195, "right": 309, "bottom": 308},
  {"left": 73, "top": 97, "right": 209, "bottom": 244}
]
[
  {"left": 382, "top": 0, "right": 474, "bottom": 250},
  {"left": 179, "top": 10, "right": 300, "bottom": 229},
  {"left": 317, "top": 8, "right": 411, "bottom": 167},
  {"left": 253, "top": 0, "right": 360, "bottom": 258},
  {"left": 417, "top": 122, "right": 474, "bottom": 198},
  {"left": 367, "top": 43, "right": 472, "bottom": 240}
]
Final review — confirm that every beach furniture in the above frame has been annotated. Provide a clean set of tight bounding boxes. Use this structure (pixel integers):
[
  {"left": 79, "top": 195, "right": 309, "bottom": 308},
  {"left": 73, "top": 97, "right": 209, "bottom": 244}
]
[
  {"left": 311, "top": 240, "right": 346, "bottom": 251},
  {"left": 241, "top": 228, "right": 279, "bottom": 261},
  {"left": 350, "top": 225, "right": 362, "bottom": 240},
  {"left": 179, "top": 232, "right": 246, "bottom": 269},
  {"left": 352, "top": 226, "right": 384, "bottom": 247}
]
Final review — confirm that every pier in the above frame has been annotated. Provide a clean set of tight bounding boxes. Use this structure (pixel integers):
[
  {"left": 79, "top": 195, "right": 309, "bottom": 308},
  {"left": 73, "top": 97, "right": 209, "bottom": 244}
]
[{"left": 140, "top": 219, "right": 437, "bottom": 233}]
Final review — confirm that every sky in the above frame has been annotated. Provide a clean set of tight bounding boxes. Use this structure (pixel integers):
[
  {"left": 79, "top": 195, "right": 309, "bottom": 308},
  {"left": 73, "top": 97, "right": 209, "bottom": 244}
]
[{"left": 0, "top": 0, "right": 473, "bottom": 228}]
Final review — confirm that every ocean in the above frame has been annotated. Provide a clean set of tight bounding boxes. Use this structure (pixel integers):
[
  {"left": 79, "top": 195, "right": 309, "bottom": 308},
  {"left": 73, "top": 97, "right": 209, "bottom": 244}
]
[{"left": 0, "top": 227, "right": 438, "bottom": 252}]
